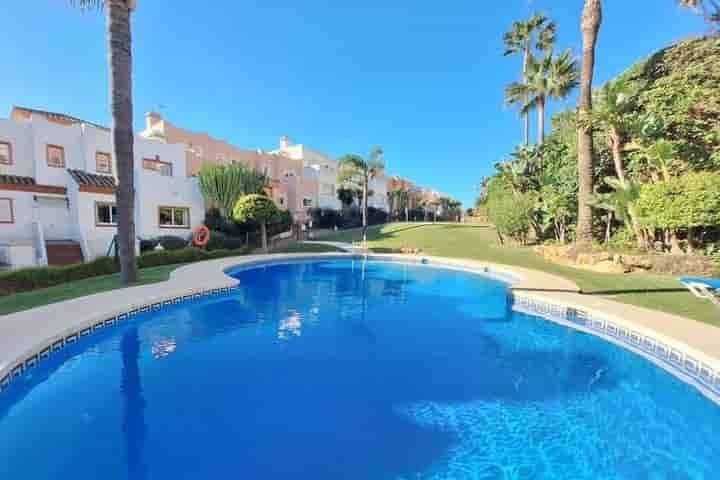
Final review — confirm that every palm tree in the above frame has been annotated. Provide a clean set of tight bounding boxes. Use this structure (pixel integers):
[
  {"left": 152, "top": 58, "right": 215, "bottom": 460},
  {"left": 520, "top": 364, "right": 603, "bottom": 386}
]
[
  {"left": 589, "top": 177, "right": 647, "bottom": 249},
  {"left": 584, "top": 78, "right": 638, "bottom": 182},
  {"left": 505, "top": 50, "right": 579, "bottom": 144},
  {"left": 503, "top": 13, "right": 557, "bottom": 145},
  {"left": 576, "top": 0, "right": 602, "bottom": 245},
  {"left": 337, "top": 147, "right": 385, "bottom": 243},
  {"left": 679, "top": 0, "right": 720, "bottom": 27},
  {"left": 73, "top": 0, "right": 138, "bottom": 284}
]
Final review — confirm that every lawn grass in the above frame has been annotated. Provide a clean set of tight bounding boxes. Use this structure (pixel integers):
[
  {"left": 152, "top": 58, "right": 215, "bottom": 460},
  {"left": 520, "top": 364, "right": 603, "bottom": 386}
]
[
  {"left": 317, "top": 222, "right": 720, "bottom": 326},
  {"left": 0, "top": 264, "right": 181, "bottom": 316}
]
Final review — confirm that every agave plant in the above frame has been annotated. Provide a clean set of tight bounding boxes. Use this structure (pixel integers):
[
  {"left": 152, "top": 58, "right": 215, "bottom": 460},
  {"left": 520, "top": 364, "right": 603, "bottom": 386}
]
[{"left": 198, "top": 163, "right": 269, "bottom": 220}]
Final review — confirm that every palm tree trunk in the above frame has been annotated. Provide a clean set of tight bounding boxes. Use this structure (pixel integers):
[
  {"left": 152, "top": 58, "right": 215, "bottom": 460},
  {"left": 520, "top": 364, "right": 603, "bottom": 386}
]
[
  {"left": 576, "top": 0, "right": 602, "bottom": 245},
  {"left": 523, "top": 44, "right": 531, "bottom": 146},
  {"left": 537, "top": 96, "right": 546, "bottom": 144},
  {"left": 260, "top": 221, "right": 268, "bottom": 253},
  {"left": 107, "top": 0, "right": 138, "bottom": 284},
  {"left": 609, "top": 128, "right": 626, "bottom": 183}
]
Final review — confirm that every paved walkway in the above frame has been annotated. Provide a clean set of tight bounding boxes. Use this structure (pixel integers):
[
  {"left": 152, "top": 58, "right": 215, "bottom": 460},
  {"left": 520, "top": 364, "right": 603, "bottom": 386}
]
[{"left": 1, "top": 252, "right": 719, "bottom": 402}]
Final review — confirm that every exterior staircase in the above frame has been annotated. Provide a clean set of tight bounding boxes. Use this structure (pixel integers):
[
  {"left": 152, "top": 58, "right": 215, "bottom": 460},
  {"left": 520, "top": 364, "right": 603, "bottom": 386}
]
[{"left": 45, "top": 240, "right": 84, "bottom": 266}]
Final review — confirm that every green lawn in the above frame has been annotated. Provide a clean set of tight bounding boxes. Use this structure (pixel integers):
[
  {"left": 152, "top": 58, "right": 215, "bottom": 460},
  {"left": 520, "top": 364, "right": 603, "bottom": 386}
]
[
  {"left": 317, "top": 223, "right": 720, "bottom": 326},
  {"left": 0, "top": 264, "right": 181, "bottom": 316}
]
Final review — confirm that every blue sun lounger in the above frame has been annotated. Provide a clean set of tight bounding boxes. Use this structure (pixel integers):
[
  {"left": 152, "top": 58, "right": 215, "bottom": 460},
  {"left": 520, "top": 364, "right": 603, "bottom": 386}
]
[{"left": 681, "top": 277, "right": 720, "bottom": 307}]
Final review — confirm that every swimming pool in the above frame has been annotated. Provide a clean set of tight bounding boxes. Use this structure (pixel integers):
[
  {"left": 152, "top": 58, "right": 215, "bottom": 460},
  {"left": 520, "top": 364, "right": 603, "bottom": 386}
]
[{"left": 1, "top": 259, "right": 719, "bottom": 479}]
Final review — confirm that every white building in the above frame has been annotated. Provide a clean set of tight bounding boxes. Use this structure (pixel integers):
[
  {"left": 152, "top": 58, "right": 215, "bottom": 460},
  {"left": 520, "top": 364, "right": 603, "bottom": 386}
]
[
  {"left": 274, "top": 135, "right": 390, "bottom": 213},
  {"left": 274, "top": 136, "right": 341, "bottom": 211},
  {"left": 0, "top": 107, "right": 204, "bottom": 268}
]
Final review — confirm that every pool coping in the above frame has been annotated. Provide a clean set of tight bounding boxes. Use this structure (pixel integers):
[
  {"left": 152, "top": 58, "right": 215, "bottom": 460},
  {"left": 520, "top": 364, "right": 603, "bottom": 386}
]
[{"left": 1, "top": 252, "right": 720, "bottom": 405}]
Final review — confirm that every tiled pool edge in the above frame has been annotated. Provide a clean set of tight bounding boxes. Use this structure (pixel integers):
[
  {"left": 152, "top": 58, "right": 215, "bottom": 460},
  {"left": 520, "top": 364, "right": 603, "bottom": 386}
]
[
  {"left": 511, "top": 292, "right": 720, "bottom": 405},
  {"left": 0, "top": 285, "right": 240, "bottom": 394},
  {"left": 1, "top": 252, "right": 719, "bottom": 407}
]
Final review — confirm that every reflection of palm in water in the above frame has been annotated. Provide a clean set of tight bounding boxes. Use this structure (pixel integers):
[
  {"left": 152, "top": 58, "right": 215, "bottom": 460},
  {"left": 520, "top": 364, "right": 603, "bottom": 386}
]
[{"left": 121, "top": 326, "right": 147, "bottom": 480}]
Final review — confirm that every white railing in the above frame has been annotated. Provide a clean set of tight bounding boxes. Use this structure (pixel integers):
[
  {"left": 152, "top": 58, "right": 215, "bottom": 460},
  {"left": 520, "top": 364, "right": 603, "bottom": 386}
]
[{"left": 32, "top": 221, "right": 48, "bottom": 266}]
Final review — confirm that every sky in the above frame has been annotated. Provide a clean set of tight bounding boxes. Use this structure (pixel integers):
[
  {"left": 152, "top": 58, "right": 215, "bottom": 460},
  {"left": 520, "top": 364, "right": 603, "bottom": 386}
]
[{"left": 0, "top": 1, "right": 708, "bottom": 207}]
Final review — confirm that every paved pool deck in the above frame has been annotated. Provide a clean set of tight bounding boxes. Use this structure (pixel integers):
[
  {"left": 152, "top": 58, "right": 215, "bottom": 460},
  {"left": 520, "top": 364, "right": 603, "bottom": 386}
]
[{"left": 1, "top": 251, "right": 720, "bottom": 402}]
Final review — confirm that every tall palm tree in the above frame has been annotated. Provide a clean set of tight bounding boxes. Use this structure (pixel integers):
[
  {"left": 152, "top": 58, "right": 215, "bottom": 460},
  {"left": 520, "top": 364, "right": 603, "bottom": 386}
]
[
  {"left": 679, "top": 0, "right": 720, "bottom": 27},
  {"left": 576, "top": 0, "right": 602, "bottom": 245},
  {"left": 73, "top": 0, "right": 138, "bottom": 284},
  {"left": 505, "top": 50, "right": 579, "bottom": 144},
  {"left": 584, "top": 78, "right": 637, "bottom": 182},
  {"left": 503, "top": 13, "right": 557, "bottom": 145},
  {"left": 337, "top": 147, "right": 385, "bottom": 243}
]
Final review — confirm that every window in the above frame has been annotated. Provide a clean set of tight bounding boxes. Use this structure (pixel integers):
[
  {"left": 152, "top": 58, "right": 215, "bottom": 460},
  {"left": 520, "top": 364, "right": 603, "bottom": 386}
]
[
  {"left": 95, "top": 202, "right": 117, "bottom": 226},
  {"left": 46, "top": 145, "right": 65, "bottom": 168},
  {"left": 303, "top": 198, "right": 313, "bottom": 208},
  {"left": 143, "top": 157, "right": 173, "bottom": 176},
  {"left": 0, "top": 198, "right": 13, "bottom": 224},
  {"left": 279, "top": 196, "right": 285, "bottom": 206},
  {"left": 0, "top": 142, "right": 12, "bottom": 165},
  {"left": 96, "top": 152, "right": 112, "bottom": 174},
  {"left": 159, "top": 206, "right": 190, "bottom": 228}
]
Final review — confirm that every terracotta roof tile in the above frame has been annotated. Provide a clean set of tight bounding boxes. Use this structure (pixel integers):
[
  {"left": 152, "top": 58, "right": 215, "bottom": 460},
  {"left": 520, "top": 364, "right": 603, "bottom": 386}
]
[
  {"left": 67, "top": 169, "right": 116, "bottom": 189},
  {"left": 0, "top": 174, "right": 36, "bottom": 185}
]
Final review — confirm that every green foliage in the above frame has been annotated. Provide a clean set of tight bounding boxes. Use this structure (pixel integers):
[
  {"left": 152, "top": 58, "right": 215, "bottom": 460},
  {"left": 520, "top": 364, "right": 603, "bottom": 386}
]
[
  {"left": 0, "top": 256, "right": 119, "bottom": 295},
  {"left": 505, "top": 50, "right": 579, "bottom": 116},
  {"left": 137, "top": 247, "right": 249, "bottom": 269},
  {"left": 638, "top": 172, "right": 720, "bottom": 229},
  {"left": 156, "top": 235, "right": 190, "bottom": 251},
  {"left": 608, "top": 227, "right": 637, "bottom": 251},
  {"left": 485, "top": 187, "right": 536, "bottom": 244},
  {"left": 337, "top": 148, "right": 385, "bottom": 191},
  {"left": 0, "top": 247, "right": 251, "bottom": 296},
  {"left": 232, "top": 194, "right": 280, "bottom": 225},
  {"left": 337, "top": 187, "right": 358, "bottom": 208},
  {"left": 205, "top": 231, "right": 249, "bottom": 251},
  {"left": 198, "top": 163, "right": 268, "bottom": 220},
  {"left": 625, "top": 37, "right": 720, "bottom": 171}
]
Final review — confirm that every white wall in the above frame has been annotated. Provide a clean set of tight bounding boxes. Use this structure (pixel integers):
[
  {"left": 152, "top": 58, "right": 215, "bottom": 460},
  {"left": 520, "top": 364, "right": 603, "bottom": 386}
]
[
  {"left": 0, "top": 191, "right": 36, "bottom": 241},
  {"left": 0, "top": 119, "right": 34, "bottom": 178}
]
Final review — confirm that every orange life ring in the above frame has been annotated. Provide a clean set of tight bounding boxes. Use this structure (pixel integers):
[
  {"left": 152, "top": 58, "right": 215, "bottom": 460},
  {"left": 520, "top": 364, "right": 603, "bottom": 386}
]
[{"left": 192, "top": 225, "right": 210, "bottom": 247}]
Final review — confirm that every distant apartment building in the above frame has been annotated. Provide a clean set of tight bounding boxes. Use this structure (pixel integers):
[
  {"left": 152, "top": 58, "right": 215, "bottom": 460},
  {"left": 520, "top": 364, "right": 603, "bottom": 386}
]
[
  {"left": 273, "top": 136, "right": 340, "bottom": 211},
  {"left": 140, "top": 114, "right": 316, "bottom": 221},
  {"left": 0, "top": 107, "right": 204, "bottom": 268}
]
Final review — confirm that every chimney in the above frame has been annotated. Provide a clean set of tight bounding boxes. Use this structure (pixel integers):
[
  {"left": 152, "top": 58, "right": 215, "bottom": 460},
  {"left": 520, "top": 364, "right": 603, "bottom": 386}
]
[
  {"left": 145, "top": 111, "right": 162, "bottom": 131},
  {"left": 280, "top": 135, "right": 291, "bottom": 149}
]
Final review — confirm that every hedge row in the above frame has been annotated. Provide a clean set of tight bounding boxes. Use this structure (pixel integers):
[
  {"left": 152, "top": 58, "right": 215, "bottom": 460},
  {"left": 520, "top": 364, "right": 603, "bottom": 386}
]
[{"left": 0, "top": 247, "right": 250, "bottom": 296}]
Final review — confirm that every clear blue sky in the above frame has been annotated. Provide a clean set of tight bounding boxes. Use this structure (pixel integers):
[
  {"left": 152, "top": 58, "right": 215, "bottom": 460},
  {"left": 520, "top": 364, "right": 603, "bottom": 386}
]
[{"left": 0, "top": 1, "right": 707, "bottom": 207}]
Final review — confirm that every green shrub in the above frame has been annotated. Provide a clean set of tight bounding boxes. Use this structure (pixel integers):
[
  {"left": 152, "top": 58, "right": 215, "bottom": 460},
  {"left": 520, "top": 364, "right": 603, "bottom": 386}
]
[
  {"left": 486, "top": 188, "right": 536, "bottom": 245},
  {"left": 157, "top": 235, "right": 190, "bottom": 251},
  {"left": 206, "top": 231, "right": 248, "bottom": 251},
  {"left": 0, "top": 256, "right": 119, "bottom": 295},
  {"left": 140, "top": 238, "right": 160, "bottom": 253},
  {"left": 0, "top": 247, "right": 250, "bottom": 297},
  {"left": 137, "top": 247, "right": 249, "bottom": 268},
  {"left": 638, "top": 172, "right": 720, "bottom": 230}
]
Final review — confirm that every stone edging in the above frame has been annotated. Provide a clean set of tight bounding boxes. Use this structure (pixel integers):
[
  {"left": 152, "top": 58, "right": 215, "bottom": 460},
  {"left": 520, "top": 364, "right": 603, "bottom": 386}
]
[{"left": 1, "top": 253, "right": 719, "bottom": 406}]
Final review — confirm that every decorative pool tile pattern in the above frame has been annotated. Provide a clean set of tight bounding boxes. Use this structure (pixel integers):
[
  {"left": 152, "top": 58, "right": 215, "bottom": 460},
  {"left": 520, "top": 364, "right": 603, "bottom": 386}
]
[
  {"left": 511, "top": 293, "right": 720, "bottom": 403},
  {"left": 0, "top": 286, "right": 238, "bottom": 394}
]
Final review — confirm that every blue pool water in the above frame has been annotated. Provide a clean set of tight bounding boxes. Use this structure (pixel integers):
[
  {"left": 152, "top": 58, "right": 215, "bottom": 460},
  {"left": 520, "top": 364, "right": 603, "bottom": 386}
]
[{"left": 1, "top": 260, "right": 719, "bottom": 479}]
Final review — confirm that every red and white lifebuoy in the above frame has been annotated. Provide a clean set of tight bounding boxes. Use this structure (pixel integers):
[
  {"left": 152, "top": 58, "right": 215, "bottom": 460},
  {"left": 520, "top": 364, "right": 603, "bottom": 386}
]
[{"left": 192, "top": 225, "right": 210, "bottom": 248}]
